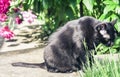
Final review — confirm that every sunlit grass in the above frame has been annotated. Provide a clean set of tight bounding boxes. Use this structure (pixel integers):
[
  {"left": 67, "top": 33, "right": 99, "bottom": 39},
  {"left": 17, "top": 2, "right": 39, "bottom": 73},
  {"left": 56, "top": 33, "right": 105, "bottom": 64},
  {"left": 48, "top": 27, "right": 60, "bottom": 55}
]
[{"left": 78, "top": 56, "right": 120, "bottom": 77}]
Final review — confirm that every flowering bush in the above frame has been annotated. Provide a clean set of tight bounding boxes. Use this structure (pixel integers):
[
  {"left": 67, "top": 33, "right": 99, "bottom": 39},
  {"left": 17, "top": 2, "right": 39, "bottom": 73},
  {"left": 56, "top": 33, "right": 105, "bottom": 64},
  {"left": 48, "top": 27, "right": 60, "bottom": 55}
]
[
  {"left": 0, "top": 14, "right": 7, "bottom": 22},
  {"left": 0, "top": 0, "right": 37, "bottom": 40},
  {"left": 21, "top": 11, "right": 37, "bottom": 23},
  {"left": 15, "top": 16, "right": 22, "bottom": 24},
  {"left": 0, "top": 26, "right": 14, "bottom": 39},
  {"left": 0, "top": 0, "right": 10, "bottom": 14}
]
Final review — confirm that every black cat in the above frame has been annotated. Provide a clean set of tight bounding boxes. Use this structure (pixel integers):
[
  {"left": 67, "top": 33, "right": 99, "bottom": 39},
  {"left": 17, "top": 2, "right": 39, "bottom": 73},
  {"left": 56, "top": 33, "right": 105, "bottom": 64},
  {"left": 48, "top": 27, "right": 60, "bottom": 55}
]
[{"left": 12, "top": 16, "right": 117, "bottom": 73}]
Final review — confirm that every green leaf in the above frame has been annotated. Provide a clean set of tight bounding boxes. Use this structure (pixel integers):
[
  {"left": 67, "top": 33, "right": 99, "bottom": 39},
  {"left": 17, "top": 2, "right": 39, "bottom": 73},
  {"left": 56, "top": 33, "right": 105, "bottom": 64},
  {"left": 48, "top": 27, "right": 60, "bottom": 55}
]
[
  {"left": 113, "top": 0, "right": 119, "bottom": 4},
  {"left": 102, "top": 47, "right": 109, "bottom": 53},
  {"left": 77, "top": 0, "right": 81, "bottom": 4},
  {"left": 115, "top": 22, "right": 120, "bottom": 32},
  {"left": 112, "top": 45, "right": 120, "bottom": 49},
  {"left": 115, "top": 6, "right": 120, "bottom": 14},
  {"left": 110, "top": 14, "right": 118, "bottom": 19},
  {"left": 69, "top": 0, "right": 76, "bottom": 6},
  {"left": 42, "top": 0, "right": 48, "bottom": 9},
  {"left": 99, "top": 14, "right": 106, "bottom": 20},
  {"left": 109, "top": 49, "right": 117, "bottom": 53},
  {"left": 69, "top": 4, "right": 76, "bottom": 15},
  {"left": 103, "top": 5, "right": 116, "bottom": 14},
  {"left": 28, "top": 0, "right": 34, "bottom": 5},
  {"left": 83, "top": 0, "right": 94, "bottom": 12},
  {"left": 66, "top": 8, "right": 74, "bottom": 19},
  {"left": 115, "top": 37, "right": 120, "bottom": 45},
  {"left": 103, "top": 1, "right": 116, "bottom": 5}
]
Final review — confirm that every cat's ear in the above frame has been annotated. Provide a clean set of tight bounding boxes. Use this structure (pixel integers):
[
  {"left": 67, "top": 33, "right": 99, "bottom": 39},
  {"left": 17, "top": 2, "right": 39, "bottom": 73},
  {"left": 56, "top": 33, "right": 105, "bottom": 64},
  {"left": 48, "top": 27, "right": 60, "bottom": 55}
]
[{"left": 111, "top": 19, "right": 117, "bottom": 26}]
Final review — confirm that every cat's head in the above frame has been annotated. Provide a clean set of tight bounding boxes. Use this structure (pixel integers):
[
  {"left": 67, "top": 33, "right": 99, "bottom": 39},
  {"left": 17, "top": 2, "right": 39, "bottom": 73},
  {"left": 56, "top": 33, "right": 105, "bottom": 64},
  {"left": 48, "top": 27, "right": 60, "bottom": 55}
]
[{"left": 95, "top": 19, "right": 118, "bottom": 46}]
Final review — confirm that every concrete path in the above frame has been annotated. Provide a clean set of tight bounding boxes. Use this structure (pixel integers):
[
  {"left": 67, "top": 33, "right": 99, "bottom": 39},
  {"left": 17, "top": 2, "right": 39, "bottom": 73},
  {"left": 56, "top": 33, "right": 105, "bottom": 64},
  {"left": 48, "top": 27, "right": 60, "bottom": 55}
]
[{"left": 0, "top": 48, "right": 82, "bottom": 77}]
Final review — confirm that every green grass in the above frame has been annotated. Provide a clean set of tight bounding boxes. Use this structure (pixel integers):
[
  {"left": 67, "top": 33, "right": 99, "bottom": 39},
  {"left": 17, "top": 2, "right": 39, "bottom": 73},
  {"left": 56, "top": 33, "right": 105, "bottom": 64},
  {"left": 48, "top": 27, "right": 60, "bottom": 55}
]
[
  {"left": 78, "top": 39, "right": 120, "bottom": 77},
  {"left": 78, "top": 57, "right": 120, "bottom": 77}
]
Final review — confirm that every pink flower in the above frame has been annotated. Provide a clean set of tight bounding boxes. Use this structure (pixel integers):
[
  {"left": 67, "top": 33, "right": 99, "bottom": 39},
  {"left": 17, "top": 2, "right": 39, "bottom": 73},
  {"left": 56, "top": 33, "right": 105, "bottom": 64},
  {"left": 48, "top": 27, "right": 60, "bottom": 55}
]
[
  {"left": 15, "top": 16, "right": 22, "bottom": 24},
  {"left": 21, "top": 11, "right": 37, "bottom": 23},
  {"left": 0, "top": 0, "right": 10, "bottom": 14},
  {"left": 0, "top": 13, "right": 7, "bottom": 22},
  {"left": 0, "top": 26, "right": 14, "bottom": 39}
]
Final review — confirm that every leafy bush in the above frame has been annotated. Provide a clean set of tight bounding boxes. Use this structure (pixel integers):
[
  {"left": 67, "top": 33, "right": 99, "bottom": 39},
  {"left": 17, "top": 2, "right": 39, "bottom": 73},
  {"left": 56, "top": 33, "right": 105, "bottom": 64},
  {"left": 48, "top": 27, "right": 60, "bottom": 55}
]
[{"left": 21, "top": 0, "right": 120, "bottom": 54}]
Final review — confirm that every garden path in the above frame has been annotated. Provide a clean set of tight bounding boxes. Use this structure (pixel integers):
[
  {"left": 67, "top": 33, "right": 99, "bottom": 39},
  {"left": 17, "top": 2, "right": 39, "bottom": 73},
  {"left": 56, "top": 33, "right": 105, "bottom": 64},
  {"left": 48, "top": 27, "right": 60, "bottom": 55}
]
[{"left": 0, "top": 48, "right": 81, "bottom": 77}]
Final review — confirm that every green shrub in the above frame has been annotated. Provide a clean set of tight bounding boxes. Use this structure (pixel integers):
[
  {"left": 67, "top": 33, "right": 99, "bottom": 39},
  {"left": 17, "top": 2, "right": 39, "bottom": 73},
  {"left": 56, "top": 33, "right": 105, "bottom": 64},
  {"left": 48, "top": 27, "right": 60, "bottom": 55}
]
[{"left": 21, "top": 0, "right": 120, "bottom": 54}]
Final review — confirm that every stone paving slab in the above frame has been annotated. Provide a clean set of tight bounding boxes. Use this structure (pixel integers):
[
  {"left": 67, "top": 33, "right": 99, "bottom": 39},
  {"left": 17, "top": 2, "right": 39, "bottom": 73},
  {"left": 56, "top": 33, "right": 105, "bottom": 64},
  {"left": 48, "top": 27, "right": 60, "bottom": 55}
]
[
  {"left": 0, "top": 42, "right": 37, "bottom": 53},
  {"left": 0, "top": 48, "right": 82, "bottom": 77},
  {"left": 0, "top": 19, "right": 46, "bottom": 53}
]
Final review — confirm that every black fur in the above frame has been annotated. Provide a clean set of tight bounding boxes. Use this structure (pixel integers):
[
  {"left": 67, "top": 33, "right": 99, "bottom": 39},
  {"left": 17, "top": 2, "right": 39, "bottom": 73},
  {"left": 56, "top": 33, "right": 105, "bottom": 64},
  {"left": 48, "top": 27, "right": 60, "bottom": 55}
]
[{"left": 12, "top": 16, "right": 117, "bottom": 73}]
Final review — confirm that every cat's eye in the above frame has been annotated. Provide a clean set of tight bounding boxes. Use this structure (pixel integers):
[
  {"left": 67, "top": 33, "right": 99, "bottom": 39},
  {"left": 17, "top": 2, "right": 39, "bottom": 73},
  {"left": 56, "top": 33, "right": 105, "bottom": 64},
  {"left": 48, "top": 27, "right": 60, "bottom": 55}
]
[
  {"left": 96, "top": 24, "right": 107, "bottom": 31},
  {"left": 95, "top": 26, "right": 101, "bottom": 31}
]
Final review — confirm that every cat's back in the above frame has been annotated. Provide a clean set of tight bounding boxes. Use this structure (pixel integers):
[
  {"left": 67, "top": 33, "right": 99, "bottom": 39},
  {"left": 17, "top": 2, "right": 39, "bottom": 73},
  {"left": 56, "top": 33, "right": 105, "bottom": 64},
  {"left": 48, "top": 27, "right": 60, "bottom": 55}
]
[
  {"left": 48, "top": 19, "right": 79, "bottom": 43},
  {"left": 48, "top": 16, "right": 100, "bottom": 42},
  {"left": 78, "top": 16, "right": 100, "bottom": 26}
]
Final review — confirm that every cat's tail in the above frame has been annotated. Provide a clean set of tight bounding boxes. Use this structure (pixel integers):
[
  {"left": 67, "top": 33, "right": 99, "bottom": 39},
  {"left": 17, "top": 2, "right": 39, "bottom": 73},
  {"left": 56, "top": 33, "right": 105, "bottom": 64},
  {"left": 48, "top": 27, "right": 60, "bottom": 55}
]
[{"left": 11, "top": 62, "right": 46, "bottom": 69}]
